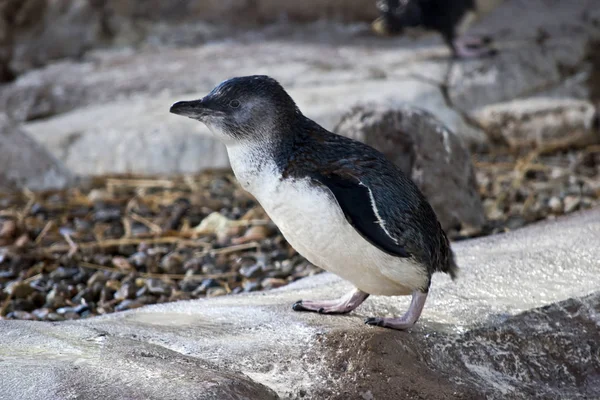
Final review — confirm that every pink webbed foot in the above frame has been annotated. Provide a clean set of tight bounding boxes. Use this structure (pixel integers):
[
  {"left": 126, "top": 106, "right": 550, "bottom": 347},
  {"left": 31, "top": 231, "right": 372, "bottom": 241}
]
[
  {"left": 292, "top": 289, "right": 370, "bottom": 315},
  {"left": 365, "top": 290, "right": 428, "bottom": 330}
]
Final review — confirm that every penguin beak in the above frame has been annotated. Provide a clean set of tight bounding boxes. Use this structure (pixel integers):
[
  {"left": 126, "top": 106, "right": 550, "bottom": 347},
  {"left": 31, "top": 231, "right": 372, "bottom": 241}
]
[{"left": 169, "top": 99, "right": 208, "bottom": 118}]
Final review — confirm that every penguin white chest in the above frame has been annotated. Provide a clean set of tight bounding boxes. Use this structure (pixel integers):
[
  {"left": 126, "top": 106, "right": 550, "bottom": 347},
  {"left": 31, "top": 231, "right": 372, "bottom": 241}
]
[{"left": 227, "top": 148, "right": 428, "bottom": 296}]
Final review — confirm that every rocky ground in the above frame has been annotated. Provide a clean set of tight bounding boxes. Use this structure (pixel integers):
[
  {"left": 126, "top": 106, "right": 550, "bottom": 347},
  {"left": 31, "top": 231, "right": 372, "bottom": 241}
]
[
  {"left": 1, "top": 0, "right": 600, "bottom": 398},
  {"left": 1, "top": 145, "right": 599, "bottom": 322}
]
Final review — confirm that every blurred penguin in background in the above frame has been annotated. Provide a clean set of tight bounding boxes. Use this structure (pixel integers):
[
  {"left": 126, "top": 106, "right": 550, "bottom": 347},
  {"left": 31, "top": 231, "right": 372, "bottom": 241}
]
[{"left": 372, "top": 0, "right": 505, "bottom": 58}]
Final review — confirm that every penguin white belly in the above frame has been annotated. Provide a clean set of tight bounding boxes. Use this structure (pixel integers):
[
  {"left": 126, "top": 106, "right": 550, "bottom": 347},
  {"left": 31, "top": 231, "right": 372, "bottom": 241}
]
[{"left": 233, "top": 167, "right": 428, "bottom": 296}]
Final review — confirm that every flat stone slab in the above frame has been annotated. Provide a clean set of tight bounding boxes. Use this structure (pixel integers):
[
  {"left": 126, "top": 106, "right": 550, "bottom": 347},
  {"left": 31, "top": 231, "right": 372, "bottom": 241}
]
[
  {"left": 1, "top": 209, "right": 599, "bottom": 399},
  {"left": 22, "top": 78, "right": 476, "bottom": 176}
]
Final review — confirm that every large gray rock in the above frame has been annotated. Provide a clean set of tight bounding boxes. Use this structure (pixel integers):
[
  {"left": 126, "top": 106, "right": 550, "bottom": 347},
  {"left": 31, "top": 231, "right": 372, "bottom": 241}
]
[
  {"left": 2, "top": 0, "right": 599, "bottom": 177},
  {"left": 0, "top": 0, "right": 378, "bottom": 81},
  {"left": 334, "top": 104, "right": 485, "bottom": 232},
  {"left": 0, "top": 322, "right": 279, "bottom": 400},
  {"left": 447, "top": 0, "right": 599, "bottom": 113},
  {"left": 1, "top": 209, "right": 599, "bottom": 399},
  {"left": 474, "top": 97, "right": 599, "bottom": 151},
  {"left": 22, "top": 78, "right": 479, "bottom": 176},
  {"left": 7, "top": 0, "right": 106, "bottom": 77},
  {"left": 0, "top": 114, "right": 73, "bottom": 191}
]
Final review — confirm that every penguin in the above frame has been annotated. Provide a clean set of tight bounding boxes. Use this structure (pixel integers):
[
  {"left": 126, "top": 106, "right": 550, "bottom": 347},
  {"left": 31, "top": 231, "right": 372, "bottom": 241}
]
[
  {"left": 170, "top": 75, "right": 458, "bottom": 331},
  {"left": 371, "top": 0, "right": 505, "bottom": 58}
]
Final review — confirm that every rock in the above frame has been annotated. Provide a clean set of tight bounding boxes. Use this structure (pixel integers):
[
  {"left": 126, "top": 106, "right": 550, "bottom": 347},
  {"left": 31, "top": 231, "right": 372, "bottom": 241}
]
[
  {"left": 115, "top": 299, "right": 145, "bottom": 312},
  {"left": 7, "top": 310, "right": 34, "bottom": 320},
  {"left": 4, "top": 282, "right": 34, "bottom": 299},
  {"left": 206, "top": 287, "right": 227, "bottom": 298},
  {"left": 447, "top": 0, "right": 599, "bottom": 113},
  {"left": 0, "top": 219, "right": 16, "bottom": 238},
  {"left": 0, "top": 322, "right": 279, "bottom": 400},
  {"left": 145, "top": 278, "right": 172, "bottom": 296},
  {"left": 474, "top": 98, "right": 599, "bottom": 151},
  {"left": 1, "top": 209, "right": 599, "bottom": 399},
  {"left": 21, "top": 77, "right": 483, "bottom": 176},
  {"left": 160, "top": 252, "right": 184, "bottom": 274},
  {"left": 549, "top": 196, "right": 563, "bottom": 214},
  {"left": 260, "top": 278, "right": 288, "bottom": 290},
  {"left": 239, "top": 264, "right": 262, "bottom": 279},
  {"left": 113, "top": 283, "right": 136, "bottom": 301},
  {"left": 49, "top": 266, "right": 79, "bottom": 282},
  {"left": 0, "top": 0, "right": 377, "bottom": 88},
  {"left": 104, "top": 0, "right": 377, "bottom": 27},
  {"left": 563, "top": 195, "right": 581, "bottom": 213},
  {"left": 0, "top": 113, "right": 73, "bottom": 191},
  {"left": 334, "top": 104, "right": 485, "bottom": 233}
]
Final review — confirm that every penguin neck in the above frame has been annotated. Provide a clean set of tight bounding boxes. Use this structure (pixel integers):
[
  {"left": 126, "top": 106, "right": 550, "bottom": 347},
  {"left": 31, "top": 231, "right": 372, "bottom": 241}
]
[{"left": 224, "top": 115, "right": 312, "bottom": 191}]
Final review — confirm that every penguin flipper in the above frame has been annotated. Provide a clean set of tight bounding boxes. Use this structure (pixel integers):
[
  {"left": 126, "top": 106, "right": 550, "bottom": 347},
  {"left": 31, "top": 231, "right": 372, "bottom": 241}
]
[{"left": 310, "top": 173, "right": 411, "bottom": 259}]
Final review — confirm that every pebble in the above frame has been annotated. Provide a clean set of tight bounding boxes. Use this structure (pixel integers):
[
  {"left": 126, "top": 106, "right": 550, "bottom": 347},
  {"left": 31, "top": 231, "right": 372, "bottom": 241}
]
[
  {"left": 29, "top": 203, "right": 46, "bottom": 215},
  {"left": 5, "top": 282, "right": 34, "bottom": 298},
  {"left": 112, "top": 256, "right": 134, "bottom": 272},
  {"left": 87, "top": 271, "right": 108, "bottom": 287},
  {"left": 160, "top": 252, "right": 184, "bottom": 274},
  {"left": 74, "top": 304, "right": 90, "bottom": 314},
  {"left": 8, "top": 311, "right": 35, "bottom": 320},
  {"left": 113, "top": 283, "right": 136, "bottom": 301},
  {"left": 206, "top": 287, "right": 227, "bottom": 297},
  {"left": 93, "top": 207, "right": 121, "bottom": 222},
  {"left": 47, "top": 312, "right": 65, "bottom": 321},
  {"left": 183, "top": 257, "right": 203, "bottom": 272},
  {"left": 12, "top": 298, "right": 35, "bottom": 311},
  {"left": 100, "top": 286, "right": 116, "bottom": 303},
  {"left": 145, "top": 278, "right": 172, "bottom": 296},
  {"left": 179, "top": 280, "right": 201, "bottom": 293},
  {"left": 0, "top": 270, "right": 16, "bottom": 280},
  {"left": 548, "top": 197, "right": 563, "bottom": 213},
  {"left": 239, "top": 264, "right": 262, "bottom": 279},
  {"left": 261, "top": 278, "right": 288, "bottom": 290},
  {"left": 115, "top": 300, "right": 145, "bottom": 312},
  {"left": 105, "top": 280, "right": 122, "bottom": 291},
  {"left": 32, "top": 308, "right": 51, "bottom": 320},
  {"left": 0, "top": 220, "right": 17, "bottom": 238},
  {"left": 56, "top": 306, "right": 77, "bottom": 315},
  {"left": 49, "top": 267, "right": 79, "bottom": 282},
  {"left": 563, "top": 196, "right": 581, "bottom": 213},
  {"left": 128, "top": 252, "right": 148, "bottom": 268},
  {"left": 72, "top": 288, "right": 94, "bottom": 304},
  {"left": 243, "top": 280, "right": 261, "bottom": 292},
  {"left": 169, "top": 291, "right": 192, "bottom": 302},
  {"left": 136, "top": 295, "right": 158, "bottom": 305}
]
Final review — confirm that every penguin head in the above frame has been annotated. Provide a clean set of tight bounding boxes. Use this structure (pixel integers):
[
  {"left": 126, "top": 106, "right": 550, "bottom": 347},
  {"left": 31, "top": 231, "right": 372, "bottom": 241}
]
[{"left": 170, "top": 75, "right": 300, "bottom": 144}]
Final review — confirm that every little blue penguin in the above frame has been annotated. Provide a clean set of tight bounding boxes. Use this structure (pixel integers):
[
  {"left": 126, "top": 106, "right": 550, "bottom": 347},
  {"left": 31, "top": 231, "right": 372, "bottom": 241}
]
[
  {"left": 169, "top": 75, "right": 458, "bottom": 331},
  {"left": 372, "top": 0, "right": 505, "bottom": 58}
]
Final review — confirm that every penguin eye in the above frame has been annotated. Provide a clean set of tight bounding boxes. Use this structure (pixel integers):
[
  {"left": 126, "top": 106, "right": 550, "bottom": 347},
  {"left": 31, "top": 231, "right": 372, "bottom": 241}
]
[{"left": 229, "top": 99, "right": 240, "bottom": 108}]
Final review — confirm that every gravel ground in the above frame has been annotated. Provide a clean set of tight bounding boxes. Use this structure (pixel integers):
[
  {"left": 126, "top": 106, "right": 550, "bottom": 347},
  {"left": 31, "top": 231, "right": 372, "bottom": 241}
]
[{"left": 1, "top": 145, "right": 599, "bottom": 321}]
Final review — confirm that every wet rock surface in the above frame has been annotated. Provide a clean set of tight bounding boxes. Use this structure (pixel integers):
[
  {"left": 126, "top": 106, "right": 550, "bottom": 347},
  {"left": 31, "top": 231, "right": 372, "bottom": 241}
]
[
  {"left": 1, "top": 210, "right": 599, "bottom": 399},
  {"left": 0, "top": 113, "right": 73, "bottom": 191},
  {"left": 0, "top": 322, "right": 279, "bottom": 400},
  {"left": 335, "top": 104, "right": 485, "bottom": 232}
]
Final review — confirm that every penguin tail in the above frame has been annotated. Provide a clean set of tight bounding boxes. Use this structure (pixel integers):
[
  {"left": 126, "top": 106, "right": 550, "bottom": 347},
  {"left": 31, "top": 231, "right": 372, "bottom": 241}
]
[{"left": 446, "top": 251, "right": 459, "bottom": 281}]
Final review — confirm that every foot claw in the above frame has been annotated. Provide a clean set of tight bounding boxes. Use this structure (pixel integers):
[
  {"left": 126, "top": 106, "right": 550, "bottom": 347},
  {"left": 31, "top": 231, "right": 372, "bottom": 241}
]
[
  {"left": 292, "top": 300, "right": 306, "bottom": 312},
  {"left": 364, "top": 317, "right": 384, "bottom": 327}
]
